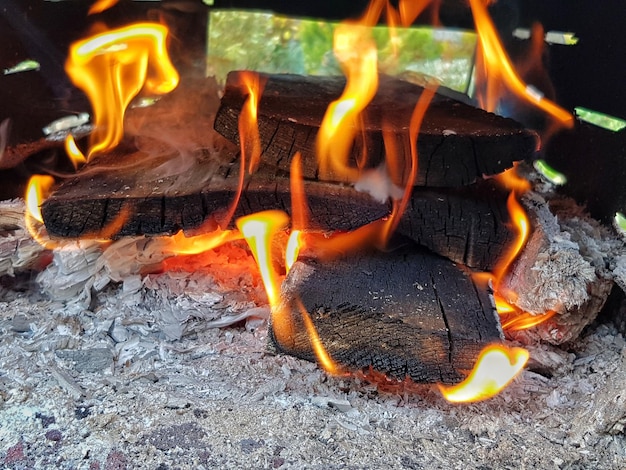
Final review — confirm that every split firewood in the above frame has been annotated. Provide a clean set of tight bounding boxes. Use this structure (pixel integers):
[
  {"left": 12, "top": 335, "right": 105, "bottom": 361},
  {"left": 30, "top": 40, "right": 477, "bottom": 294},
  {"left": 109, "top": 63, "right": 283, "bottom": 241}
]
[
  {"left": 502, "top": 192, "right": 621, "bottom": 344},
  {"left": 40, "top": 156, "right": 390, "bottom": 238},
  {"left": 271, "top": 245, "right": 502, "bottom": 384},
  {"left": 214, "top": 71, "right": 539, "bottom": 187},
  {"left": 397, "top": 179, "right": 515, "bottom": 271},
  {"left": 41, "top": 156, "right": 514, "bottom": 271}
]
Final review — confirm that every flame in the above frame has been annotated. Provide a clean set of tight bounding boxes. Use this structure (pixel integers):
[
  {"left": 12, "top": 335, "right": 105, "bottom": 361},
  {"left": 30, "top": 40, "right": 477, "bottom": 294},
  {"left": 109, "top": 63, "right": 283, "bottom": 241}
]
[
  {"left": 25, "top": 175, "right": 55, "bottom": 247},
  {"left": 494, "top": 164, "right": 531, "bottom": 194},
  {"left": 316, "top": 5, "right": 381, "bottom": 181},
  {"left": 25, "top": 175, "right": 54, "bottom": 224},
  {"left": 295, "top": 299, "right": 342, "bottom": 375},
  {"left": 438, "top": 344, "right": 529, "bottom": 402},
  {"left": 381, "top": 85, "right": 436, "bottom": 244},
  {"left": 501, "top": 309, "right": 558, "bottom": 331},
  {"left": 65, "top": 23, "right": 179, "bottom": 158},
  {"left": 237, "top": 71, "right": 266, "bottom": 175},
  {"left": 236, "top": 210, "right": 289, "bottom": 308},
  {"left": 88, "top": 0, "right": 119, "bottom": 15},
  {"left": 469, "top": 0, "right": 573, "bottom": 128},
  {"left": 64, "top": 134, "right": 87, "bottom": 170},
  {"left": 163, "top": 228, "right": 242, "bottom": 256},
  {"left": 493, "top": 193, "right": 530, "bottom": 283}
]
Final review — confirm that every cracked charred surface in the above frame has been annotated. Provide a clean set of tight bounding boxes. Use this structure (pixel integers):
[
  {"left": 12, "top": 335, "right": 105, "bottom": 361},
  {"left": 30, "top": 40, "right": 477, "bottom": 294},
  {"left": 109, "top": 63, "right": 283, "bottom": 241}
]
[
  {"left": 40, "top": 160, "right": 390, "bottom": 238},
  {"left": 272, "top": 245, "right": 502, "bottom": 384},
  {"left": 214, "top": 71, "right": 539, "bottom": 187}
]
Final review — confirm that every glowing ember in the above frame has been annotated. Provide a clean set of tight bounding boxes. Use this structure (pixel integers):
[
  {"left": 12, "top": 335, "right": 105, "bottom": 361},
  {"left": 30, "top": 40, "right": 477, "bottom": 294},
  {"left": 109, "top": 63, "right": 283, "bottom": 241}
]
[
  {"left": 64, "top": 134, "right": 87, "bottom": 170},
  {"left": 438, "top": 344, "right": 529, "bottom": 403},
  {"left": 65, "top": 23, "right": 179, "bottom": 158},
  {"left": 469, "top": 0, "right": 573, "bottom": 128},
  {"left": 236, "top": 210, "right": 289, "bottom": 308}
]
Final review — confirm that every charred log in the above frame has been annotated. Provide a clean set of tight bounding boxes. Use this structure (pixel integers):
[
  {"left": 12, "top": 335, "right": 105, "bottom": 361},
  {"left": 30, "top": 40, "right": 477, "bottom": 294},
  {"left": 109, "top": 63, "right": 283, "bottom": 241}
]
[
  {"left": 397, "top": 179, "right": 515, "bottom": 271},
  {"left": 41, "top": 154, "right": 514, "bottom": 271},
  {"left": 214, "top": 71, "right": 539, "bottom": 187},
  {"left": 271, "top": 245, "right": 502, "bottom": 384},
  {"left": 40, "top": 155, "right": 390, "bottom": 238}
]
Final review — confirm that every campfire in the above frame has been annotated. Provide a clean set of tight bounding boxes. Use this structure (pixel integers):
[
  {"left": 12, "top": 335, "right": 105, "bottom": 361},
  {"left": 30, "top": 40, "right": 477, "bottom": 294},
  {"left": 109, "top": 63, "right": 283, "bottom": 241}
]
[{"left": 1, "top": 0, "right": 626, "bottom": 467}]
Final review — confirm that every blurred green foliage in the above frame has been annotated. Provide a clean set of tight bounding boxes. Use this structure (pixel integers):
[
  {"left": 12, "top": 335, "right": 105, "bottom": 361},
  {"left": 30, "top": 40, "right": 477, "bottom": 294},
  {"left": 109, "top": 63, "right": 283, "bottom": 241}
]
[{"left": 207, "top": 10, "right": 476, "bottom": 92}]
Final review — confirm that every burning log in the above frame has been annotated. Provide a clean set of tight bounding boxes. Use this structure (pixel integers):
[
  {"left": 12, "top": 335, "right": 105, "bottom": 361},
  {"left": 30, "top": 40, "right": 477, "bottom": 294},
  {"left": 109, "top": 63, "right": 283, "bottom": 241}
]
[
  {"left": 40, "top": 158, "right": 390, "bottom": 238},
  {"left": 272, "top": 245, "right": 502, "bottom": 384},
  {"left": 397, "top": 179, "right": 515, "bottom": 271},
  {"left": 40, "top": 161, "right": 515, "bottom": 271},
  {"left": 214, "top": 71, "right": 539, "bottom": 187},
  {"left": 501, "top": 191, "right": 621, "bottom": 344}
]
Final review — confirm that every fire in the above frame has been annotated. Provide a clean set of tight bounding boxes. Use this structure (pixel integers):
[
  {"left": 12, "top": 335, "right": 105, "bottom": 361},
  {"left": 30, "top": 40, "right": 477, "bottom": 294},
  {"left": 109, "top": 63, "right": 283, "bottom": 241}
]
[
  {"left": 237, "top": 71, "right": 266, "bottom": 175},
  {"left": 438, "top": 344, "right": 529, "bottom": 403},
  {"left": 494, "top": 164, "right": 532, "bottom": 194},
  {"left": 65, "top": 23, "right": 179, "bottom": 158},
  {"left": 295, "top": 299, "right": 342, "bottom": 375},
  {"left": 88, "top": 0, "right": 119, "bottom": 15},
  {"left": 162, "top": 228, "right": 242, "bottom": 256},
  {"left": 501, "top": 309, "right": 558, "bottom": 332},
  {"left": 316, "top": 5, "right": 380, "bottom": 181},
  {"left": 25, "top": 175, "right": 54, "bottom": 224},
  {"left": 236, "top": 210, "right": 289, "bottom": 308},
  {"left": 493, "top": 192, "right": 530, "bottom": 283},
  {"left": 25, "top": 175, "right": 55, "bottom": 246},
  {"left": 64, "top": 134, "right": 87, "bottom": 170},
  {"left": 468, "top": 0, "right": 573, "bottom": 128}
]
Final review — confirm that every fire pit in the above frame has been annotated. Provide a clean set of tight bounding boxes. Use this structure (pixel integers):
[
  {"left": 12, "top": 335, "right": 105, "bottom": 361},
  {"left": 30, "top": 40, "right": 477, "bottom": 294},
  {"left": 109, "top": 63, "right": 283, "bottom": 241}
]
[{"left": 1, "top": 1, "right": 625, "bottom": 468}]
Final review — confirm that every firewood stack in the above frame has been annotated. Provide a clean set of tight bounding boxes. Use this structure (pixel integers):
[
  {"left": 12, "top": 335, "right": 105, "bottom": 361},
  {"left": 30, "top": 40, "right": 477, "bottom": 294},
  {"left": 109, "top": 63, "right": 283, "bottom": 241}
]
[{"left": 37, "top": 72, "right": 624, "bottom": 383}]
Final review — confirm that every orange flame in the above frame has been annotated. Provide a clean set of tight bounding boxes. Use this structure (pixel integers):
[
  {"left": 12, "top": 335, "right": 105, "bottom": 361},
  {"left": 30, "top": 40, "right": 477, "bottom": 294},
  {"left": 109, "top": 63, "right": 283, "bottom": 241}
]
[
  {"left": 64, "top": 134, "right": 87, "bottom": 170},
  {"left": 236, "top": 210, "right": 289, "bottom": 308},
  {"left": 295, "top": 299, "right": 342, "bottom": 375},
  {"left": 25, "top": 175, "right": 54, "bottom": 224},
  {"left": 88, "top": 0, "right": 119, "bottom": 15},
  {"left": 493, "top": 192, "right": 530, "bottom": 284},
  {"left": 501, "top": 309, "right": 558, "bottom": 332},
  {"left": 469, "top": 0, "right": 573, "bottom": 128},
  {"left": 25, "top": 175, "right": 55, "bottom": 247},
  {"left": 316, "top": 6, "right": 381, "bottom": 182},
  {"left": 381, "top": 85, "right": 437, "bottom": 244},
  {"left": 163, "top": 228, "right": 242, "bottom": 256},
  {"left": 237, "top": 71, "right": 266, "bottom": 175},
  {"left": 494, "top": 164, "right": 532, "bottom": 194},
  {"left": 65, "top": 23, "right": 179, "bottom": 158},
  {"left": 438, "top": 344, "right": 529, "bottom": 402}
]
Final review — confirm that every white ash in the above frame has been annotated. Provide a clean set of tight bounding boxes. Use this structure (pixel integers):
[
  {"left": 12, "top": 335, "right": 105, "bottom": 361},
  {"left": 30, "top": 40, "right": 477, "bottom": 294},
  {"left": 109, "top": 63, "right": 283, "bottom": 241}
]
[
  {"left": 1, "top": 273, "right": 625, "bottom": 468},
  {"left": 354, "top": 163, "right": 404, "bottom": 203},
  {"left": 2, "top": 187, "right": 626, "bottom": 467}
]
